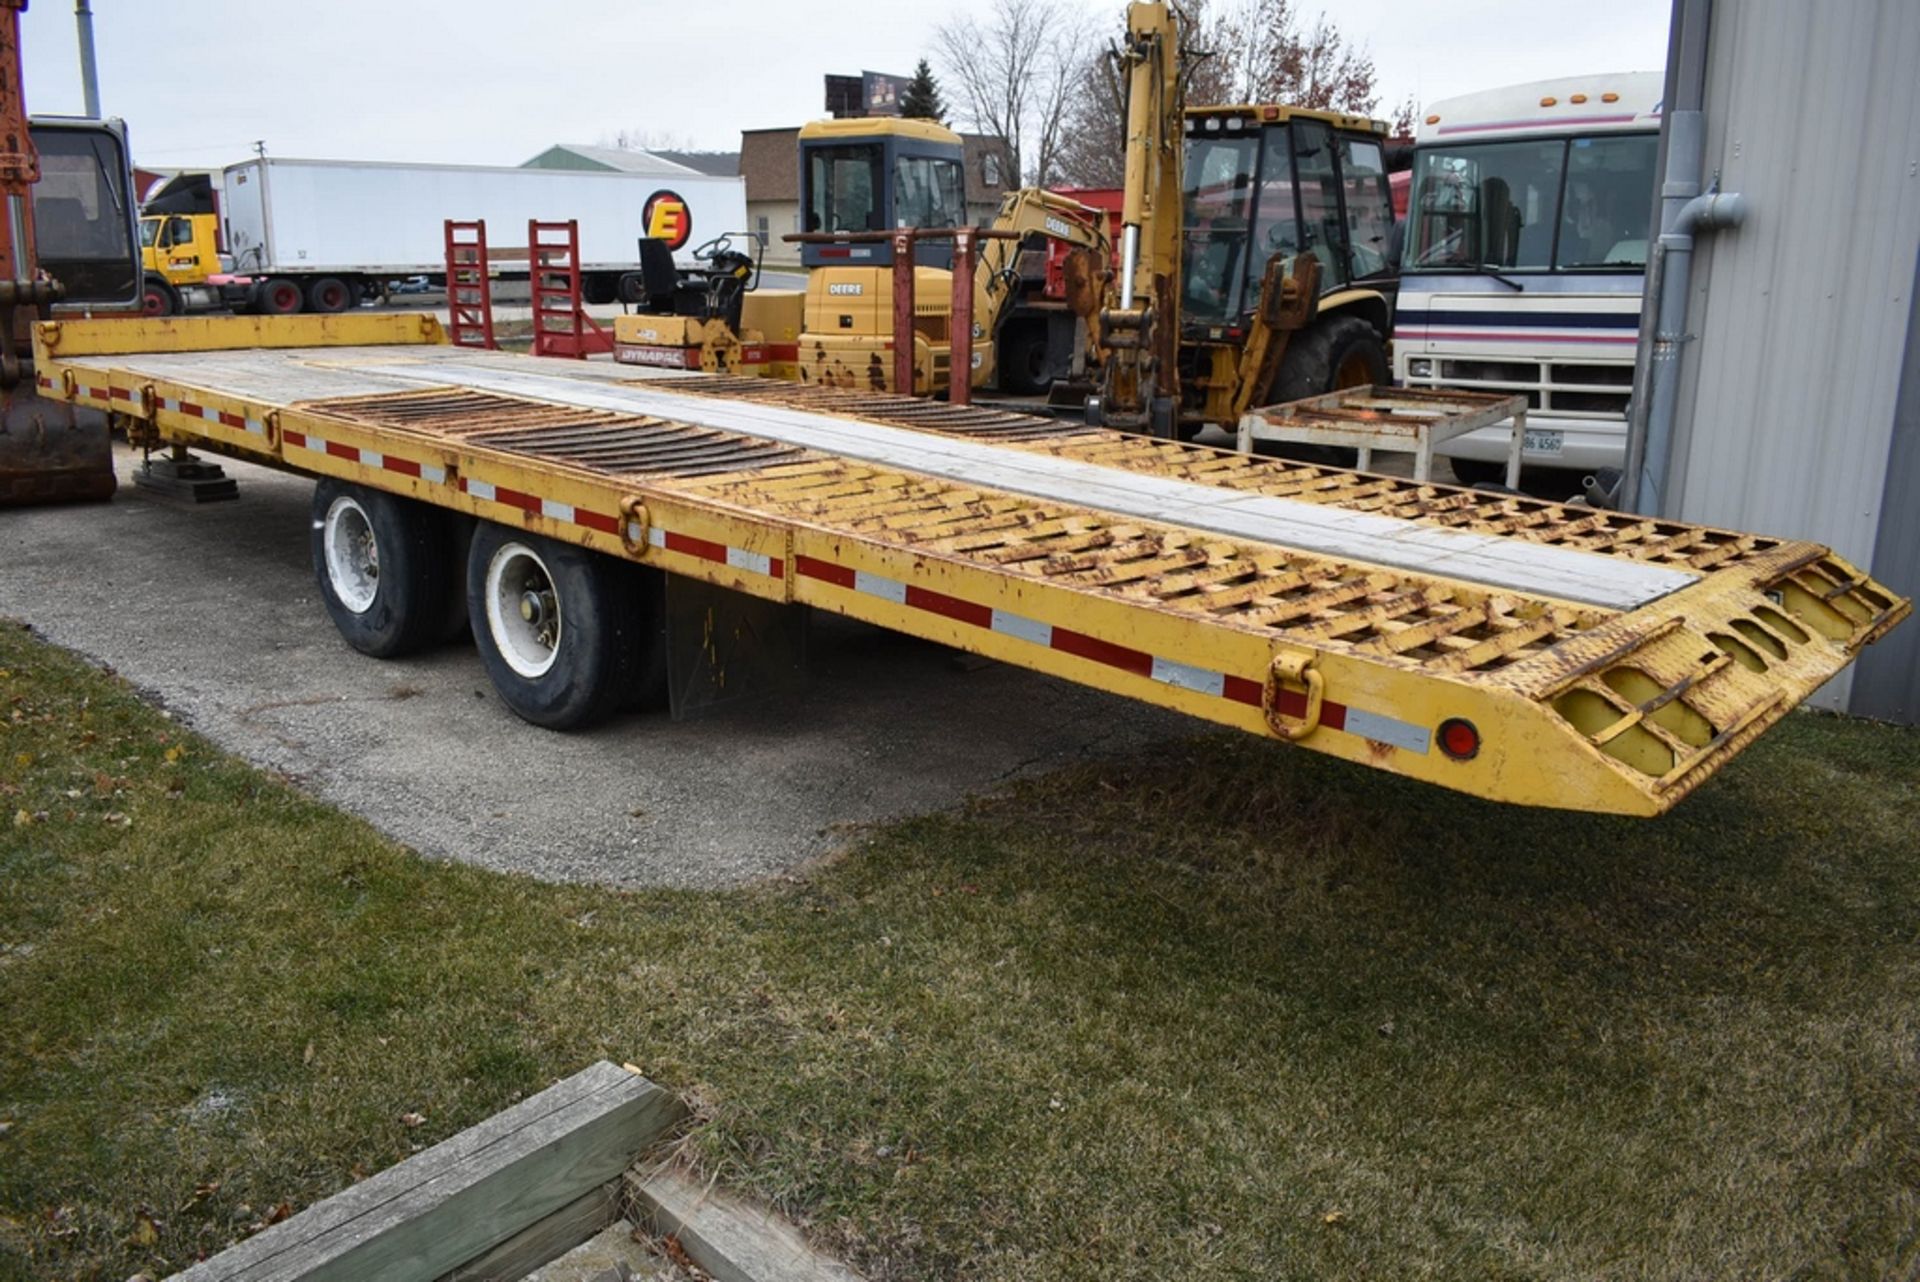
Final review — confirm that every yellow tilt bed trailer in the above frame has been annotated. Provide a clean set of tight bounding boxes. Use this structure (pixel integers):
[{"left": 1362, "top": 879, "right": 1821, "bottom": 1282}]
[{"left": 34, "top": 313, "right": 1907, "bottom": 817}]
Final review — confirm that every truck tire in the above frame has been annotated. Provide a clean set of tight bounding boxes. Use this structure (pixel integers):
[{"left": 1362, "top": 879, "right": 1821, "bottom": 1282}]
[
  {"left": 311, "top": 479, "right": 457, "bottom": 658},
  {"left": 581, "top": 274, "right": 617, "bottom": 307},
  {"left": 996, "top": 321, "right": 1051, "bottom": 395},
  {"left": 306, "top": 276, "right": 354, "bottom": 314},
  {"left": 142, "top": 277, "right": 178, "bottom": 317},
  {"left": 466, "top": 524, "right": 650, "bottom": 730},
  {"left": 257, "top": 277, "right": 305, "bottom": 315}
]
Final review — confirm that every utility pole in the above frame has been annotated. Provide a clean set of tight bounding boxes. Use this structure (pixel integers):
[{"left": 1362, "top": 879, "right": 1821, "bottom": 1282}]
[{"left": 74, "top": 0, "right": 100, "bottom": 118}]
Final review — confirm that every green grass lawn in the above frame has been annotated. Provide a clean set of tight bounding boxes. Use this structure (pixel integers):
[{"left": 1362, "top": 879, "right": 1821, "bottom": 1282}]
[{"left": 2, "top": 618, "right": 1916, "bottom": 1281}]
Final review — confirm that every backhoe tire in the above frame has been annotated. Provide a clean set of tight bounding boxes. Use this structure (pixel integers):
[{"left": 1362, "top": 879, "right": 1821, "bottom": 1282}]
[
  {"left": 306, "top": 276, "right": 354, "bottom": 314},
  {"left": 257, "top": 277, "right": 305, "bottom": 316},
  {"left": 1269, "top": 313, "right": 1387, "bottom": 404},
  {"left": 1259, "top": 314, "right": 1388, "bottom": 465},
  {"left": 466, "top": 524, "right": 653, "bottom": 730},
  {"left": 142, "top": 277, "right": 178, "bottom": 317},
  {"left": 311, "top": 479, "right": 458, "bottom": 659}
]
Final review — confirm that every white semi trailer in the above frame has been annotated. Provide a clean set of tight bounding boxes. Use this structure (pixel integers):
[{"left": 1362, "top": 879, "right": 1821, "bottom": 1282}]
[{"left": 145, "top": 157, "right": 747, "bottom": 315}]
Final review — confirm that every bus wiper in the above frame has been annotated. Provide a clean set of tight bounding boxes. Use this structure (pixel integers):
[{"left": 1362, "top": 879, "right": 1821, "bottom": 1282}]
[{"left": 1472, "top": 263, "right": 1526, "bottom": 291}]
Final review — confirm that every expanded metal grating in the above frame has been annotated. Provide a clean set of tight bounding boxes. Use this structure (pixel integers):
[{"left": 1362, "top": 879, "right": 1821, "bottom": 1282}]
[
  {"left": 634, "top": 373, "right": 1782, "bottom": 572},
  {"left": 308, "top": 387, "right": 812, "bottom": 478},
  {"left": 671, "top": 456, "right": 1607, "bottom": 678}
]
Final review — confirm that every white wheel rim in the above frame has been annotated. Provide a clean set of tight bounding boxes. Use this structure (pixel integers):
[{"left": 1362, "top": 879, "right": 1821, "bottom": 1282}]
[
  {"left": 485, "top": 541, "right": 562, "bottom": 679},
  {"left": 322, "top": 496, "right": 379, "bottom": 614}
]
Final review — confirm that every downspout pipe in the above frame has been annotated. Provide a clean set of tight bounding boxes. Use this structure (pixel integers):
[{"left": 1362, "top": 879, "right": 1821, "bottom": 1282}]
[
  {"left": 1619, "top": 0, "right": 1746, "bottom": 515},
  {"left": 1627, "top": 169, "right": 1748, "bottom": 515}
]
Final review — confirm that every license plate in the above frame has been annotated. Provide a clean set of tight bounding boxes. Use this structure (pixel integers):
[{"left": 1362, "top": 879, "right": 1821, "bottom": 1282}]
[{"left": 1523, "top": 429, "right": 1564, "bottom": 456}]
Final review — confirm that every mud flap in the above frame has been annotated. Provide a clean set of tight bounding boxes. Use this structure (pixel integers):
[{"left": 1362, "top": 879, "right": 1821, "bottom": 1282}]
[
  {"left": 0, "top": 386, "right": 115, "bottom": 506},
  {"left": 663, "top": 574, "right": 809, "bottom": 722}
]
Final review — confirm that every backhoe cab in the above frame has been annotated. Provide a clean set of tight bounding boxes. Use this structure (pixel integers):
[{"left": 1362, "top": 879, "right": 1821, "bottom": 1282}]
[{"left": 1175, "top": 106, "right": 1397, "bottom": 430}]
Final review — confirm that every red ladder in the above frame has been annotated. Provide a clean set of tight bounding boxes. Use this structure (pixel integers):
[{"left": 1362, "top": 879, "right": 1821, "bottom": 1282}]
[
  {"left": 529, "top": 219, "right": 612, "bottom": 359},
  {"left": 444, "top": 219, "right": 496, "bottom": 349}
]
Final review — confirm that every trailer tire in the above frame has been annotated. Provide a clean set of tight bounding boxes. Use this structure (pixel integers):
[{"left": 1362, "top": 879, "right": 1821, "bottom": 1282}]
[
  {"left": 307, "top": 276, "right": 354, "bottom": 314},
  {"left": 142, "top": 277, "right": 178, "bottom": 317},
  {"left": 311, "top": 479, "right": 457, "bottom": 658},
  {"left": 467, "top": 524, "right": 649, "bottom": 730},
  {"left": 257, "top": 277, "right": 305, "bottom": 316}
]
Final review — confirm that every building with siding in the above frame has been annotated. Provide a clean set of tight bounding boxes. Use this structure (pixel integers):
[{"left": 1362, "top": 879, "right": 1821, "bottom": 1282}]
[{"left": 1655, "top": 0, "right": 1919, "bottom": 722}]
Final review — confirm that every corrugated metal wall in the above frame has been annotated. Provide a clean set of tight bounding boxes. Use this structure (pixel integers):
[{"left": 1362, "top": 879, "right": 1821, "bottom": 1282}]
[
  {"left": 1663, "top": 0, "right": 1920, "bottom": 714},
  {"left": 1850, "top": 251, "right": 1920, "bottom": 723}
]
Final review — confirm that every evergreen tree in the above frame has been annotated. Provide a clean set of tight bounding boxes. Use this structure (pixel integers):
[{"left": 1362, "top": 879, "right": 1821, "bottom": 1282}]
[{"left": 900, "top": 58, "right": 948, "bottom": 123}]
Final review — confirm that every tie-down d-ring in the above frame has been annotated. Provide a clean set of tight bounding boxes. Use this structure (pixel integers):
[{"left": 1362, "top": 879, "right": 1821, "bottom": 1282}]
[
  {"left": 619, "top": 496, "right": 651, "bottom": 558},
  {"left": 1263, "top": 649, "right": 1325, "bottom": 741}
]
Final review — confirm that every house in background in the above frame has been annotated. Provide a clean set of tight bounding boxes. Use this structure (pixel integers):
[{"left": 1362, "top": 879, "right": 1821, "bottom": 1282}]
[{"left": 520, "top": 143, "right": 712, "bottom": 177}]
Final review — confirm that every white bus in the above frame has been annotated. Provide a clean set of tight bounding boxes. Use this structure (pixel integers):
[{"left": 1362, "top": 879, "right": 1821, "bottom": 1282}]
[{"left": 1393, "top": 73, "right": 1662, "bottom": 484}]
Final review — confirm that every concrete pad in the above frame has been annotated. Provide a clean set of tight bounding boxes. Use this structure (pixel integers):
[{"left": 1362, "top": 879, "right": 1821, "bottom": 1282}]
[{"left": 0, "top": 445, "right": 1196, "bottom": 888}]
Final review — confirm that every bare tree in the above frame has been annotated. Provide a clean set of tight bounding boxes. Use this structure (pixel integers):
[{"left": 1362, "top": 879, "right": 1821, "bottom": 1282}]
[
  {"left": 1052, "top": 41, "right": 1127, "bottom": 188},
  {"left": 1181, "top": 0, "right": 1380, "bottom": 113},
  {"left": 934, "top": 0, "right": 1094, "bottom": 186},
  {"left": 1389, "top": 93, "right": 1418, "bottom": 138}
]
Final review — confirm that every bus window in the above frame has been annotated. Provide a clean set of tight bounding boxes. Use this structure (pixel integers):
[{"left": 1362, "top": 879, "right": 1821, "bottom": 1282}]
[
  {"left": 1406, "top": 140, "right": 1563, "bottom": 271},
  {"left": 1556, "top": 135, "right": 1659, "bottom": 268}
]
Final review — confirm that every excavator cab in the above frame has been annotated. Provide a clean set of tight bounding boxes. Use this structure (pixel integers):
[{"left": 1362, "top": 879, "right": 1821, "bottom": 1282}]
[
  {"left": 796, "top": 117, "right": 967, "bottom": 271},
  {"left": 1, "top": 114, "right": 140, "bottom": 505}
]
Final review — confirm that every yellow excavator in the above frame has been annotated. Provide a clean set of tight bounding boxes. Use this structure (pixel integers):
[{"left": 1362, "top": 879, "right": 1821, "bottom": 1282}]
[
  {"left": 613, "top": 115, "right": 1111, "bottom": 397},
  {"left": 1088, "top": 0, "right": 1400, "bottom": 438}
]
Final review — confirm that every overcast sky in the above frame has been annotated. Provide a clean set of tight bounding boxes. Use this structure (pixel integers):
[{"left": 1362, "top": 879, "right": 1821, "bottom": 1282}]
[{"left": 20, "top": 1, "right": 1672, "bottom": 171}]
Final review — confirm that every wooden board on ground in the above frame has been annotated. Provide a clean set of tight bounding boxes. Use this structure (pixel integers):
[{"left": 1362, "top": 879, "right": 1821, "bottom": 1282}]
[
  {"left": 628, "top": 1168, "right": 865, "bottom": 1282},
  {"left": 171, "top": 1061, "right": 684, "bottom": 1282}
]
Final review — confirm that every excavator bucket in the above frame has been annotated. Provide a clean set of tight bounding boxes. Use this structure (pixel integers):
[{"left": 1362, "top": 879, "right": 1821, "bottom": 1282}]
[{"left": 0, "top": 384, "right": 115, "bottom": 504}]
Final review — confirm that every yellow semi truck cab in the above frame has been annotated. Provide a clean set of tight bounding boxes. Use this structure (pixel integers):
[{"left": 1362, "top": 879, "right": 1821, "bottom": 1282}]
[{"left": 138, "top": 212, "right": 245, "bottom": 316}]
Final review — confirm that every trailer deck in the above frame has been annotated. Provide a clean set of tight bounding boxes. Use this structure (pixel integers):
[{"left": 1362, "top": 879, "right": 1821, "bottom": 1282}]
[{"left": 34, "top": 314, "right": 1908, "bottom": 815}]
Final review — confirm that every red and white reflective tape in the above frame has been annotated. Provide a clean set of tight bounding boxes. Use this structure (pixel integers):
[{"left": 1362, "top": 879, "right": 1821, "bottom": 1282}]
[
  {"left": 639, "top": 522, "right": 784, "bottom": 579},
  {"left": 458, "top": 476, "right": 619, "bottom": 536},
  {"left": 157, "top": 394, "right": 266, "bottom": 436},
  {"left": 53, "top": 378, "right": 112, "bottom": 402},
  {"left": 795, "top": 555, "right": 1432, "bottom": 753},
  {"left": 284, "top": 427, "right": 449, "bottom": 487}
]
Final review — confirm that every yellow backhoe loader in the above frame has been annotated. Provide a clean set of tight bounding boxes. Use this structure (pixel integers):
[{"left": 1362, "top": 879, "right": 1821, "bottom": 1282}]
[{"left": 1087, "top": 0, "right": 1400, "bottom": 439}]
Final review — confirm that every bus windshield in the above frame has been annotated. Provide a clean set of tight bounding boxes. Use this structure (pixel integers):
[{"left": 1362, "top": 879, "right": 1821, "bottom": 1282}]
[{"left": 1404, "top": 133, "right": 1658, "bottom": 273}]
